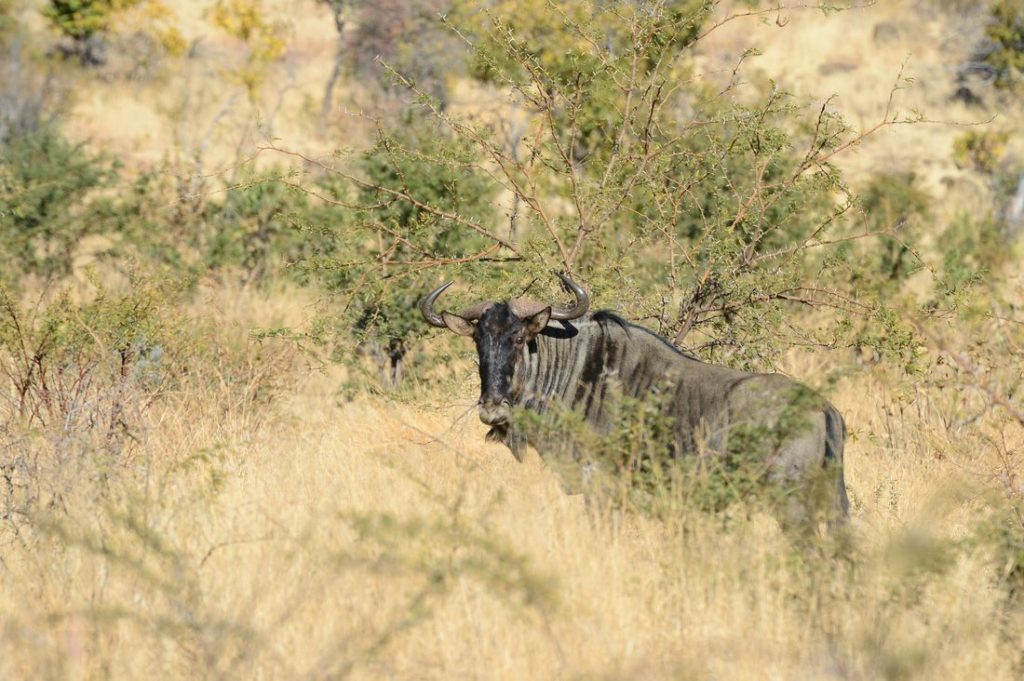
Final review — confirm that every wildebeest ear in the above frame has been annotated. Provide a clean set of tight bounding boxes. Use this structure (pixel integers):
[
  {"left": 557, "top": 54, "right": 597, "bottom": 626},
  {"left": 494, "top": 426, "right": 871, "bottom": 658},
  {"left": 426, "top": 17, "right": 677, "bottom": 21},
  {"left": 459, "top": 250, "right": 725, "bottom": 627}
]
[
  {"left": 441, "top": 312, "right": 475, "bottom": 337},
  {"left": 524, "top": 307, "right": 551, "bottom": 336}
]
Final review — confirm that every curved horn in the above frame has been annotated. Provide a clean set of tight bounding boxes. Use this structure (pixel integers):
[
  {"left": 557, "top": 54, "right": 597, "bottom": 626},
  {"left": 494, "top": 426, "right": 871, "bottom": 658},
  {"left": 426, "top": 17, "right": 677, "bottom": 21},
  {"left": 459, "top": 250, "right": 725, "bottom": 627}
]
[
  {"left": 549, "top": 271, "right": 589, "bottom": 321},
  {"left": 419, "top": 281, "right": 454, "bottom": 328}
]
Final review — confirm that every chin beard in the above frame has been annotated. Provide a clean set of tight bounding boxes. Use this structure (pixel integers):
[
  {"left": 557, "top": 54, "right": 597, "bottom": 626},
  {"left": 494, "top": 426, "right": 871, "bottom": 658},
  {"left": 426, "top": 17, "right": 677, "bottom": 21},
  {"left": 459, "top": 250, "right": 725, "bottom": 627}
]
[{"left": 485, "top": 424, "right": 509, "bottom": 443}]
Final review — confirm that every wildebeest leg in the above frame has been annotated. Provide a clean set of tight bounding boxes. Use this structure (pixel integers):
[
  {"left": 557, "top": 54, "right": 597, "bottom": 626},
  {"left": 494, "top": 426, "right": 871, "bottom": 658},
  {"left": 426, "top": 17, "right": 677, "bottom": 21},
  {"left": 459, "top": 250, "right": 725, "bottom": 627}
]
[
  {"left": 762, "top": 409, "right": 850, "bottom": 539},
  {"left": 824, "top": 405, "right": 850, "bottom": 527}
]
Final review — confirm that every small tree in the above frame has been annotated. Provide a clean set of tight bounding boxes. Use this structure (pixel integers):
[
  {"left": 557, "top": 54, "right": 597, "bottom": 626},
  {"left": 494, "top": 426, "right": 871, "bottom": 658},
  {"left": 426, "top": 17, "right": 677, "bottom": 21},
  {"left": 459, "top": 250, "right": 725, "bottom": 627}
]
[
  {"left": 984, "top": 0, "right": 1024, "bottom": 91},
  {"left": 297, "top": 117, "right": 500, "bottom": 390},
  {"left": 0, "top": 129, "right": 116, "bottom": 281},
  {"left": 208, "top": 0, "right": 288, "bottom": 98},
  {"left": 43, "top": 0, "right": 141, "bottom": 65}
]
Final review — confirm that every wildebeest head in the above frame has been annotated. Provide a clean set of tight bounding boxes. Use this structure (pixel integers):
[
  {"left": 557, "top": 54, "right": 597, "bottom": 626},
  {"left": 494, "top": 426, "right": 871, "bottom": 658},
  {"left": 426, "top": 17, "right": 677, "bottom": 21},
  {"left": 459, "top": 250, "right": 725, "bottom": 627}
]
[{"left": 420, "top": 273, "right": 589, "bottom": 427}]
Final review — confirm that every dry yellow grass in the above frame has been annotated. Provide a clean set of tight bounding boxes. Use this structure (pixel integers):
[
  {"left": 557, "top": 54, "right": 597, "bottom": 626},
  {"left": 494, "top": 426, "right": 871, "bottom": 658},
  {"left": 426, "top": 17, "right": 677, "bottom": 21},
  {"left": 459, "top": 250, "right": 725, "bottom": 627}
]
[
  {"left": 0, "top": 285, "right": 1021, "bottom": 680},
  {"left": 61, "top": 0, "right": 342, "bottom": 171}
]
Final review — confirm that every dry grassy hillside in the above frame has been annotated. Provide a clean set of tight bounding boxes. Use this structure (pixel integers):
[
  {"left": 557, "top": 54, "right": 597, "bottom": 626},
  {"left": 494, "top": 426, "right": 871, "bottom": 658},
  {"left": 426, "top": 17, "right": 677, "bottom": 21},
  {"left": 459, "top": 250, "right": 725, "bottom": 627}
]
[
  {"left": 3, "top": 1, "right": 1024, "bottom": 679},
  {"left": 694, "top": 1, "right": 1010, "bottom": 216},
  {"left": 60, "top": 0, "right": 340, "bottom": 169},
  {"left": 699, "top": 8, "right": 950, "bottom": 168},
  {"left": 57, "top": 2, "right": 1012, "bottom": 191}
]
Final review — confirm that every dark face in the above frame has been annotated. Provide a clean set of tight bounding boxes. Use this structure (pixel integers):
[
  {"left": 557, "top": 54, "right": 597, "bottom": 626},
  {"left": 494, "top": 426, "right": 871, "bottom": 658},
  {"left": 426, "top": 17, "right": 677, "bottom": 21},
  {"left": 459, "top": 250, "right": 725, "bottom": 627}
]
[{"left": 442, "top": 303, "right": 551, "bottom": 427}]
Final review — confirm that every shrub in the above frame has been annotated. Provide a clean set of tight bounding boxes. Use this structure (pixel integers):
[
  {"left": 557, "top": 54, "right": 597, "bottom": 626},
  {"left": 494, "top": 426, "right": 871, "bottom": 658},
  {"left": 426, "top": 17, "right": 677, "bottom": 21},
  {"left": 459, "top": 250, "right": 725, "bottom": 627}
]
[
  {"left": 297, "top": 118, "right": 500, "bottom": 390},
  {"left": 936, "top": 211, "right": 1004, "bottom": 300},
  {"left": 43, "top": 0, "right": 142, "bottom": 65},
  {"left": 858, "top": 171, "right": 931, "bottom": 284},
  {"left": 0, "top": 273, "right": 185, "bottom": 524},
  {"left": 984, "top": 0, "right": 1024, "bottom": 91},
  {"left": 0, "top": 129, "right": 117, "bottom": 281},
  {"left": 96, "top": 165, "right": 328, "bottom": 286},
  {"left": 0, "top": 274, "right": 182, "bottom": 430},
  {"left": 208, "top": 0, "right": 288, "bottom": 95},
  {"left": 953, "top": 129, "right": 1011, "bottom": 174},
  {"left": 206, "top": 169, "right": 318, "bottom": 283},
  {"left": 949, "top": 129, "right": 1024, "bottom": 242}
]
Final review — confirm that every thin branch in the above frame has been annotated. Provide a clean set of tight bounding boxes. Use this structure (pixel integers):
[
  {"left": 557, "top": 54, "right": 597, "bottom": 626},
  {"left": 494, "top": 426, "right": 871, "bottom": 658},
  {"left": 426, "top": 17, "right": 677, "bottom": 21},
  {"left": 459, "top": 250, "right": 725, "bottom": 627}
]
[{"left": 695, "top": 2, "right": 877, "bottom": 43}]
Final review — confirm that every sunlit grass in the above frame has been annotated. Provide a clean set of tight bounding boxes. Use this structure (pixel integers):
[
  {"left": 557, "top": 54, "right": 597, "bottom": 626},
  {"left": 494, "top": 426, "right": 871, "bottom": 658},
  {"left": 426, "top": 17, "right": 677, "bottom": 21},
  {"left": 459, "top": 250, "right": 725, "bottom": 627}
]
[{"left": 1, "top": 286, "right": 1020, "bottom": 680}]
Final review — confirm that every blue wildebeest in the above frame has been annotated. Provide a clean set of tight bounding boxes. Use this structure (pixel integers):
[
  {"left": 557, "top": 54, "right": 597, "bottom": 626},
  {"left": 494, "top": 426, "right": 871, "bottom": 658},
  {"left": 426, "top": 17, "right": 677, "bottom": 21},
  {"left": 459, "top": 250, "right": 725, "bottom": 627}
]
[{"left": 421, "top": 273, "right": 849, "bottom": 527}]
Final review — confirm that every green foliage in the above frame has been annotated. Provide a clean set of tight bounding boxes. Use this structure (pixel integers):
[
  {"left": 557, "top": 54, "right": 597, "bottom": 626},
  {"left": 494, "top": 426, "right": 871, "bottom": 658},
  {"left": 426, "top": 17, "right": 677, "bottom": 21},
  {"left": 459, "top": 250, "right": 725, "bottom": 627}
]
[
  {"left": 456, "top": 0, "right": 709, "bottom": 170},
  {"left": 858, "top": 171, "right": 931, "bottom": 284},
  {"left": 457, "top": 0, "right": 712, "bottom": 171},
  {"left": 953, "top": 129, "right": 1011, "bottom": 174},
  {"left": 935, "top": 211, "right": 1003, "bottom": 302},
  {"left": 0, "top": 268, "right": 304, "bottom": 530},
  {"left": 985, "top": 0, "right": 1024, "bottom": 91},
  {"left": 94, "top": 166, "right": 328, "bottom": 286},
  {"left": 207, "top": 170, "right": 317, "bottom": 281},
  {"left": 617, "top": 86, "right": 851, "bottom": 364},
  {"left": 43, "top": 0, "right": 140, "bottom": 41},
  {"left": 0, "top": 129, "right": 117, "bottom": 280},
  {"left": 301, "top": 120, "right": 500, "bottom": 390},
  {"left": 284, "top": 0, "right": 960, "bottom": 392},
  {"left": 459, "top": 0, "right": 709, "bottom": 87},
  {"left": 0, "top": 272, "right": 185, "bottom": 525},
  {"left": 358, "top": 125, "right": 497, "bottom": 245},
  {"left": 208, "top": 0, "right": 288, "bottom": 94}
]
